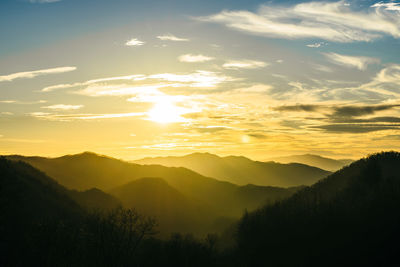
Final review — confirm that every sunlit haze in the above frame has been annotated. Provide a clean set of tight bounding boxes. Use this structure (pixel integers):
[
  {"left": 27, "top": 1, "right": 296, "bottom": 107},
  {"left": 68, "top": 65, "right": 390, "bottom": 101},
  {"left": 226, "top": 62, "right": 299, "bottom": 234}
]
[{"left": 1, "top": 0, "right": 400, "bottom": 160}]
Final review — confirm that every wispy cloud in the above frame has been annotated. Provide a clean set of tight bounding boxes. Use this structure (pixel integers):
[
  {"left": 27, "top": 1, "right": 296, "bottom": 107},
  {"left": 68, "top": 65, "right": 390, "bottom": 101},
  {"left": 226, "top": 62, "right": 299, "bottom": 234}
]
[
  {"left": 28, "top": 0, "right": 61, "bottom": 3},
  {"left": 0, "top": 138, "right": 48, "bottom": 143},
  {"left": 371, "top": 2, "right": 400, "bottom": 11},
  {"left": 200, "top": 1, "right": 400, "bottom": 43},
  {"left": 0, "top": 66, "right": 76, "bottom": 82},
  {"left": 358, "top": 64, "right": 400, "bottom": 96},
  {"left": 125, "top": 38, "right": 145, "bottom": 46},
  {"left": 41, "top": 104, "right": 84, "bottom": 110},
  {"left": 307, "top": 42, "right": 327, "bottom": 48},
  {"left": 323, "top": 52, "right": 379, "bottom": 70},
  {"left": 148, "top": 71, "right": 235, "bottom": 87},
  {"left": 30, "top": 112, "right": 145, "bottom": 121},
  {"left": 41, "top": 75, "right": 145, "bottom": 92},
  {"left": 274, "top": 103, "right": 400, "bottom": 133},
  {"left": 274, "top": 104, "right": 323, "bottom": 112},
  {"left": 157, "top": 34, "right": 189, "bottom": 42},
  {"left": 43, "top": 71, "right": 235, "bottom": 96},
  {"left": 178, "top": 54, "right": 214, "bottom": 63},
  {"left": 232, "top": 84, "right": 272, "bottom": 93},
  {"left": 0, "top": 100, "right": 47, "bottom": 104},
  {"left": 274, "top": 103, "right": 400, "bottom": 118},
  {"left": 223, "top": 60, "right": 268, "bottom": 69}
]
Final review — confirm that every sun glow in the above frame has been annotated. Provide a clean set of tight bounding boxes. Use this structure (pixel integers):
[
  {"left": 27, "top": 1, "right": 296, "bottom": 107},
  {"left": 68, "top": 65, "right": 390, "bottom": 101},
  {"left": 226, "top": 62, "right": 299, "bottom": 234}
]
[{"left": 147, "top": 100, "right": 189, "bottom": 124}]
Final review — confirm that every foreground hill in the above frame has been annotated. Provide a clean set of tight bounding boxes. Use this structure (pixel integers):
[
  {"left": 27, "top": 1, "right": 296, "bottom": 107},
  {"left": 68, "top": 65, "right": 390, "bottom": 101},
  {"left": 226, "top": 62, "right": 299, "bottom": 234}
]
[
  {"left": 6, "top": 152, "right": 300, "bottom": 228},
  {"left": 235, "top": 152, "right": 400, "bottom": 266},
  {"left": 0, "top": 157, "right": 120, "bottom": 265},
  {"left": 0, "top": 158, "right": 83, "bottom": 226},
  {"left": 269, "top": 153, "right": 353, "bottom": 171},
  {"left": 135, "top": 152, "right": 330, "bottom": 187},
  {"left": 111, "top": 177, "right": 215, "bottom": 235},
  {"left": 0, "top": 157, "right": 119, "bottom": 217},
  {"left": 0, "top": 158, "right": 172, "bottom": 266}
]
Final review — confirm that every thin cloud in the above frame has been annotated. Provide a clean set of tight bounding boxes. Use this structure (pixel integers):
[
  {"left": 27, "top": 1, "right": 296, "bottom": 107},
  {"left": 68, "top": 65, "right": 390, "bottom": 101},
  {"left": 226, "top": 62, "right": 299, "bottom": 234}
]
[
  {"left": 178, "top": 54, "right": 214, "bottom": 63},
  {"left": 307, "top": 42, "right": 327, "bottom": 48},
  {"left": 360, "top": 64, "right": 400, "bottom": 96},
  {"left": 275, "top": 103, "right": 400, "bottom": 134},
  {"left": 41, "top": 75, "right": 145, "bottom": 92},
  {"left": 274, "top": 104, "right": 323, "bottom": 112},
  {"left": 0, "top": 66, "right": 76, "bottom": 82},
  {"left": 311, "top": 124, "right": 400, "bottom": 133},
  {"left": 125, "top": 38, "right": 145, "bottom": 46},
  {"left": 323, "top": 52, "right": 379, "bottom": 70},
  {"left": 232, "top": 84, "right": 272, "bottom": 93},
  {"left": 157, "top": 34, "right": 189, "bottom": 42},
  {"left": 200, "top": 1, "right": 400, "bottom": 43},
  {"left": 41, "top": 104, "right": 84, "bottom": 110},
  {"left": 28, "top": 0, "right": 61, "bottom": 3},
  {"left": 331, "top": 104, "right": 400, "bottom": 118},
  {"left": 0, "top": 100, "right": 47, "bottom": 104},
  {"left": 43, "top": 71, "right": 236, "bottom": 96},
  {"left": 223, "top": 60, "right": 268, "bottom": 69},
  {"left": 30, "top": 112, "right": 145, "bottom": 121},
  {"left": 148, "top": 71, "right": 235, "bottom": 87},
  {"left": 371, "top": 2, "right": 400, "bottom": 11},
  {"left": 274, "top": 103, "right": 400, "bottom": 117}
]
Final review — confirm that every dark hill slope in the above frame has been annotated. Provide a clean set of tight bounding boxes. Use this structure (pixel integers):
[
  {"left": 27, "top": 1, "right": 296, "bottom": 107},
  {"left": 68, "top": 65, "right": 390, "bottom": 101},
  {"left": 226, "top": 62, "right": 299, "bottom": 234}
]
[
  {"left": 0, "top": 158, "right": 83, "bottom": 224},
  {"left": 0, "top": 158, "right": 85, "bottom": 265},
  {"left": 0, "top": 158, "right": 156, "bottom": 267},
  {"left": 111, "top": 177, "right": 215, "bottom": 235},
  {"left": 236, "top": 152, "right": 400, "bottom": 266}
]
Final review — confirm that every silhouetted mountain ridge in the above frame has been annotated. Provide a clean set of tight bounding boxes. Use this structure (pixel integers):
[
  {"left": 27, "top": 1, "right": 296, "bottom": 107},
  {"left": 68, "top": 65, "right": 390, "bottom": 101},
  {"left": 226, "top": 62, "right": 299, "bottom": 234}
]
[
  {"left": 6, "top": 153, "right": 302, "bottom": 235},
  {"left": 269, "top": 153, "right": 353, "bottom": 171},
  {"left": 135, "top": 152, "right": 330, "bottom": 187}
]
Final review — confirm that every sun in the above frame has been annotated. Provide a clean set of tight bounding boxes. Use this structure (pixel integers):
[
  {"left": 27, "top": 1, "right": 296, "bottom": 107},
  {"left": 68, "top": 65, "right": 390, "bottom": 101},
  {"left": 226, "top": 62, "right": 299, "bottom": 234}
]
[{"left": 147, "top": 100, "right": 189, "bottom": 124}]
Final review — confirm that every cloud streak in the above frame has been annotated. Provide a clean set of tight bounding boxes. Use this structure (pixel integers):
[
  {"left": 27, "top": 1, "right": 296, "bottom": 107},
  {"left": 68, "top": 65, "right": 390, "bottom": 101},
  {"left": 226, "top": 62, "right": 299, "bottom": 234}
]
[
  {"left": 0, "top": 100, "right": 46, "bottom": 104},
  {"left": 0, "top": 66, "right": 76, "bottom": 82},
  {"left": 371, "top": 2, "right": 400, "bottom": 11},
  {"left": 125, "top": 38, "right": 145, "bottom": 46},
  {"left": 323, "top": 52, "right": 379, "bottom": 70},
  {"left": 157, "top": 34, "right": 189, "bottom": 42},
  {"left": 30, "top": 112, "right": 145, "bottom": 121},
  {"left": 178, "top": 54, "right": 214, "bottom": 63},
  {"left": 42, "top": 71, "right": 236, "bottom": 98},
  {"left": 28, "top": 0, "right": 61, "bottom": 3},
  {"left": 201, "top": 1, "right": 400, "bottom": 42},
  {"left": 307, "top": 42, "right": 327, "bottom": 48},
  {"left": 41, "top": 104, "right": 84, "bottom": 110},
  {"left": 223, "top": 60, "right": 268, "bottom": 70}
]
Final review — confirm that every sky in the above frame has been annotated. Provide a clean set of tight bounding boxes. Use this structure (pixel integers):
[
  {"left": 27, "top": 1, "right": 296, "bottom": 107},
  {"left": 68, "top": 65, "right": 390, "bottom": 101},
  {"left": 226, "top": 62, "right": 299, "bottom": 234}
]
[{"left": 1, "top": 0, "right": 400, "bottom": 160}]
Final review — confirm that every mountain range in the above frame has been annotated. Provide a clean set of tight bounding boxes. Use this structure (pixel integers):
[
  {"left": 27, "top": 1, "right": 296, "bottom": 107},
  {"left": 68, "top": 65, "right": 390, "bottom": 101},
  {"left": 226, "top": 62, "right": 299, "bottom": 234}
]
[
  {"left": 6, "top": 152, "right": 303, "bottom": 235},
  {"left": 268, "top": 153, "right": 353, "bottom": 171},
  {"left": 2, "top": 151, "right": 400, "bottom": 266},
  {"left": 134, "top": 152, "right": 330, "bottom": 187}
]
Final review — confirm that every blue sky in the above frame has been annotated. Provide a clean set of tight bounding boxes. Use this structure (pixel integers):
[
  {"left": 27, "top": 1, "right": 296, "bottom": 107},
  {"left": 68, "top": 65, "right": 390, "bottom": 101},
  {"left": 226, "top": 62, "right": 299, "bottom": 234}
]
[{"left": 1, "top": 0, "right": 400, "bottom": 159}]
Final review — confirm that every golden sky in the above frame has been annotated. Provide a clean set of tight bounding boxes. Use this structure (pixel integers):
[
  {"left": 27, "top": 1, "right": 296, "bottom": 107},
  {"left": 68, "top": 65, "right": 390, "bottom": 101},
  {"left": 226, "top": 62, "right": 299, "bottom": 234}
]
[{"left": 1, "top": 0, "right": 400, "bottom": 160}]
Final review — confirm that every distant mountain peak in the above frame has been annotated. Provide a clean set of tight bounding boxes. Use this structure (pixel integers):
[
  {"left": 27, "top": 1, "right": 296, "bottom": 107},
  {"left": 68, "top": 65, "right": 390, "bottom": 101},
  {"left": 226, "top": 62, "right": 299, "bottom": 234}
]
[
  {"left": 65, "top": 151, "right": 100, "bottom": 157},
  {"left": 186, "top": 152, "right": 221, "bottom": 159},
  {"left": 270, "top": 153, "right": 354, "bottom": 171}
]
